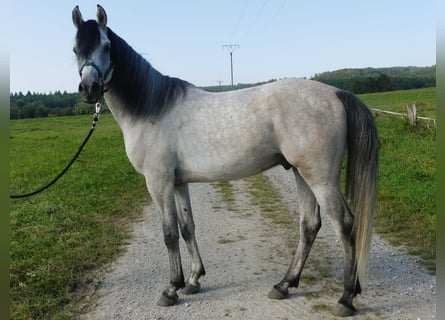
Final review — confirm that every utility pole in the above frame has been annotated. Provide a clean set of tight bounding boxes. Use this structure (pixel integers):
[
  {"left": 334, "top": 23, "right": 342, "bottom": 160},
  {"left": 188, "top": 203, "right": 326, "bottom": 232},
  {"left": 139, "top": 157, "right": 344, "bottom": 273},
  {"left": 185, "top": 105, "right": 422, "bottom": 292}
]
[{"left": 222, "top": 44, "right": 239, "bottom": 86}]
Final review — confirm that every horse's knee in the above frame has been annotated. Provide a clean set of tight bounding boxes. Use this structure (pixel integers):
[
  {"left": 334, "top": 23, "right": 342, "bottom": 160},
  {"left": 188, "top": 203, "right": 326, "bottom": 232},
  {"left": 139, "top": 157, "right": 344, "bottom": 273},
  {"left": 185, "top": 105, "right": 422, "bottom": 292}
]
[
  {"left": 301, "top": 217, "right": 321, "bottom": 242},
  {"left": 163, "top": 229, "right": 179, "bottom": 248},
  {"left": 179, "top": 222, "right": 195, "bottom": 242}
]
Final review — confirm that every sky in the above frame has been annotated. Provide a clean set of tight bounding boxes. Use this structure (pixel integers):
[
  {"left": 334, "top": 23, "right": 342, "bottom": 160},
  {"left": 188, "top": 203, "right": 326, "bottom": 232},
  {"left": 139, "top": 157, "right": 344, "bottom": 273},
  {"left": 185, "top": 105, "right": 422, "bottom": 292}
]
[{"left": 9, "top": 0, "right": 436, "bottom": 94}]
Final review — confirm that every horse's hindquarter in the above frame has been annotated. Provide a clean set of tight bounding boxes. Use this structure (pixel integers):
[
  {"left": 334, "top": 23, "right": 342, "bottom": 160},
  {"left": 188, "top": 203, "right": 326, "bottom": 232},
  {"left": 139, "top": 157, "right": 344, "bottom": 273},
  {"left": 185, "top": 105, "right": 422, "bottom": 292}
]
[
  {"left": 272, "top": 80, "right": 348, "bottom": 183},
  {"left": 172, "top": 79, "right": 347, "bottom": 183}
]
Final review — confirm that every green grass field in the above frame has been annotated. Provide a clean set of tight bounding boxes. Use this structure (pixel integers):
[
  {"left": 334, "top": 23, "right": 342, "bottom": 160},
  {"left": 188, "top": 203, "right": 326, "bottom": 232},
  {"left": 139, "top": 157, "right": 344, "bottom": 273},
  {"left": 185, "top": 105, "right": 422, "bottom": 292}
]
[
  {"left": 9, "top": 87, "right": 436, "bottom": 319},
  {"left": 10, "top": 114, "right": 148, "bottom": 319},
  {"left": 359, "top": 88, "right": 436, "bottom": 272},
  {"left": 359, "top": 87, "right": 436, "bottom": 118}
]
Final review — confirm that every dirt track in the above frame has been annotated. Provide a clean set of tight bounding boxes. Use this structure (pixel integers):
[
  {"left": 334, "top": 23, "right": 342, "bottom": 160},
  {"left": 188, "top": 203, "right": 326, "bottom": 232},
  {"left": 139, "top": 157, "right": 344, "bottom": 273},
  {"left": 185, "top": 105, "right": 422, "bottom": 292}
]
[{"left": 82, "top": 166, "right": 435, "bottom": 320}]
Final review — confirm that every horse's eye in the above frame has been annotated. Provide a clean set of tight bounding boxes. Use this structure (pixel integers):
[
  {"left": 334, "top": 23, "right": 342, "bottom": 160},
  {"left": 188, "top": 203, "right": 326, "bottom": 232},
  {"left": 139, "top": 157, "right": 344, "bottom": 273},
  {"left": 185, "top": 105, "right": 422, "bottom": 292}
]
[{"left": 73, "top": 47, "right": 78, "bottom": 55}]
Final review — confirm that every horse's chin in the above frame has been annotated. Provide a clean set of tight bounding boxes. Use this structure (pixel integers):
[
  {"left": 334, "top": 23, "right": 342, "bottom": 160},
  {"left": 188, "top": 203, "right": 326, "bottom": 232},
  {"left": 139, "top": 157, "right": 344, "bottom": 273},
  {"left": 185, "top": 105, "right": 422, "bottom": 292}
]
[
  {"left": 81, "top": 94, "right": 101, "bottom": 104},
  {"left": 83, "top": 99, "right": 99, "bottom": 104}
]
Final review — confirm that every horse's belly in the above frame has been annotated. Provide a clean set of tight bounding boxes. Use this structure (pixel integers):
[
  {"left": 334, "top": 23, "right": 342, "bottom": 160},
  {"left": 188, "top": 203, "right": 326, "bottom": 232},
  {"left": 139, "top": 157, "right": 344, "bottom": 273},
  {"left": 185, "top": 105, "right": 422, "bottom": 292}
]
[{"left": 175, "top": 149, "right": 283, "bottom": 183}]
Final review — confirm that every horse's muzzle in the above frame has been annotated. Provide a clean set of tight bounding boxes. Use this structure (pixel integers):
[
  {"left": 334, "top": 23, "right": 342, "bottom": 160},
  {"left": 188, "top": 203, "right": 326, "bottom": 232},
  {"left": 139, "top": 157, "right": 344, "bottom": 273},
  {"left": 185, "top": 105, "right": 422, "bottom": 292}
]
[{"left": 78, "top": 80, "right": 103, "bottom": 103}]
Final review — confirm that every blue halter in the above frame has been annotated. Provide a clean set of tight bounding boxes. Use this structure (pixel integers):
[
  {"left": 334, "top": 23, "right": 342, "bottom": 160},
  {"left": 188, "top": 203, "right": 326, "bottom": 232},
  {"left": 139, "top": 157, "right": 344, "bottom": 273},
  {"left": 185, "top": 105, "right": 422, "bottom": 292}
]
[{"left": 79, "top": 60, "right": 114, "bottom": 86}]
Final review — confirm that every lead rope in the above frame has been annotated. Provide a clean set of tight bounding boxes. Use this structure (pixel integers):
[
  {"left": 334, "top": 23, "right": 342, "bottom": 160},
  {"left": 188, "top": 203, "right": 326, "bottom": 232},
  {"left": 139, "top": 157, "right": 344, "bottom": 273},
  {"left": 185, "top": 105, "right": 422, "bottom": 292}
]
[{"left": 10, "top": 102, "right": 101, "bottom": 199}]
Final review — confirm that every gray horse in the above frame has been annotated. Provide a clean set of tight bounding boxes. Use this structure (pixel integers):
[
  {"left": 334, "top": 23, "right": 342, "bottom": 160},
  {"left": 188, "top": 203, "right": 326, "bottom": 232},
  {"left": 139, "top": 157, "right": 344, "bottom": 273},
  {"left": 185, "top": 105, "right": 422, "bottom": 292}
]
[{"left": 72, "top": 5, "right": 378, "bottom": 317}]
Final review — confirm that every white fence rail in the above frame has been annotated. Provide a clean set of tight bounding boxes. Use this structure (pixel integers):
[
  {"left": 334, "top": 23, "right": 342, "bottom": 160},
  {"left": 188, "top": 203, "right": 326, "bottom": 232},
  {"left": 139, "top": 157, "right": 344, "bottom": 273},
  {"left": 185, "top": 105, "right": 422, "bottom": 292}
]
[{"left": 370, "top": 106, "right": 436, "bottom": 127}]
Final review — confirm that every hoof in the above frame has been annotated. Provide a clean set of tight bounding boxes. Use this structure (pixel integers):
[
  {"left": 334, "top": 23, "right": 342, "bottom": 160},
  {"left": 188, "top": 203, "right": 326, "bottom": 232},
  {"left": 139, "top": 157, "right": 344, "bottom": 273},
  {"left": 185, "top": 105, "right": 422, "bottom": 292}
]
[
  {"left": 332, "top": 303, "right": 356, "bottom": 317},
  {"left": 267, "top": 284, "right": 288, "bottom": 300},
  {"left": 181, "top": 281, "right": 201, "bottom": 295},
  {"left": 156, "top": 291, "right": 178, "bottom": 307}
]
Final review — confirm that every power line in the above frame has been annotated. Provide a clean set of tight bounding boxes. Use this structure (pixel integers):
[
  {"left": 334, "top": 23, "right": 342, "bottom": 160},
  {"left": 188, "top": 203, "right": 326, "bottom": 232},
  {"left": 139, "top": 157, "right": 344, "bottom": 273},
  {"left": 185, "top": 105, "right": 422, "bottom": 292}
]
[{"left": 222, "top": 44, "right": 240, "bottom": 86}]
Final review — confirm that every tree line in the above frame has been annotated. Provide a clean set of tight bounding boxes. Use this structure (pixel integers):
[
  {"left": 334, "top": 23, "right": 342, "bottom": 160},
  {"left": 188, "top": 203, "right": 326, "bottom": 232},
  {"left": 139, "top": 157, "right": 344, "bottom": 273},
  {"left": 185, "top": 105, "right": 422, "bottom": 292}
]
[
  {"left": 10, "top": 91, "right": 109, "bottom": 119},
  {"left": 312, "top": 74, "right": 435, "bottom": 94},
  {"left": 311, "top": 65, "right": 436, "bottom": 94}
]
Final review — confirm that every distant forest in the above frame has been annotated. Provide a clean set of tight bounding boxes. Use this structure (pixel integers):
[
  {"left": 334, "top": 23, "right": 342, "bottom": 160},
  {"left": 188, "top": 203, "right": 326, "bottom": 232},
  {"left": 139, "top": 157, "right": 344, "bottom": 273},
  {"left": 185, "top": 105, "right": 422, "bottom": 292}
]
[
  {"left": 10, "top": 65, "right": 436, "bottom": 119},
  {"left": 311, "top": 65, "right": 436, "bottom": 93},
  {"left": 10, "top": 91, "right": 102, "bottom": 120}
]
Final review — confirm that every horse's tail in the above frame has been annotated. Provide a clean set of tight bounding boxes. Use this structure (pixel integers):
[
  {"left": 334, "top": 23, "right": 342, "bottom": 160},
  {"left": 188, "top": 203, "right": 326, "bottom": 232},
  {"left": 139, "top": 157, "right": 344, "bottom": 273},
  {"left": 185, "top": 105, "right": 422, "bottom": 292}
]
[{"left": 336, "top": 90, "right": 378, "bottom": 288}]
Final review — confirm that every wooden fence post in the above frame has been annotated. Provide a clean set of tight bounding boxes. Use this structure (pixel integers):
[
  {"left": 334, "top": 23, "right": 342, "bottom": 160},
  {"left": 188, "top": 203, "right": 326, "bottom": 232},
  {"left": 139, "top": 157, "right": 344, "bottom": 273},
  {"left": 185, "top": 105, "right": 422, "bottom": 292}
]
[{"left": 407, "top": 103, "right": 417, "bottom": 126}]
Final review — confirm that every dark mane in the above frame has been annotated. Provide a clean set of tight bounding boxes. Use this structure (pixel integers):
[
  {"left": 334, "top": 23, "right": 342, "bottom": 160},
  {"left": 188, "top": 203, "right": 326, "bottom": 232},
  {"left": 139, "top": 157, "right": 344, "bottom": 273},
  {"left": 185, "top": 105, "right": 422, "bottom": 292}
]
[{"left": 106, "top": 27, "right": 190, "bottom": 119}]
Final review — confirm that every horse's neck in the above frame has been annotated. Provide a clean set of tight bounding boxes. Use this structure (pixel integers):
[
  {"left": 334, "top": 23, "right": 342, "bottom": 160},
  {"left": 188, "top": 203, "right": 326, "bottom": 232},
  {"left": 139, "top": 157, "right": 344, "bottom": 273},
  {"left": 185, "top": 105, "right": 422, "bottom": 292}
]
[{"left": 103, "top": 90, "right": 147, "bottom": 131}]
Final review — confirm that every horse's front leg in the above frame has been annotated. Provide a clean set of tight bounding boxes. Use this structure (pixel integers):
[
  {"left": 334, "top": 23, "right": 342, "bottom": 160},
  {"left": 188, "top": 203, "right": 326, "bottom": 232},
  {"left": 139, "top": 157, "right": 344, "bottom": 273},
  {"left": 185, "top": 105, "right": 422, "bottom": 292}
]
[
  {"left": 174, "top": 184, "right": 206, "bottom": 295},
  {"left": 146, "top": 178, "right": 185, "bottom": 307}
]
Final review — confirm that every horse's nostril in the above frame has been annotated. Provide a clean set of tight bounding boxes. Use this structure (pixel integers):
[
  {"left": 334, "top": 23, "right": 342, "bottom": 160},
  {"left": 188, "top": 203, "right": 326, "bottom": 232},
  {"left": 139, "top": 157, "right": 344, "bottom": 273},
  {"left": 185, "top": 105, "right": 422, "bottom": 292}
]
[
  {"left": 91, "top": 82, "right": 100, "bottom": 94},
  {"left": 78, "top": 83, "right": 85, "bottom": 93}
]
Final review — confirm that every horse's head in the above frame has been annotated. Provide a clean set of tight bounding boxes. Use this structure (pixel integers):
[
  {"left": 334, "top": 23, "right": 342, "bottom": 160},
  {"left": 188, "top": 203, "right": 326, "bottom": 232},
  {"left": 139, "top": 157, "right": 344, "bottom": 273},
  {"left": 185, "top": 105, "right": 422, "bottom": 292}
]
[{"left": 72, "top": 5, "right": 113, "bottom": 103}]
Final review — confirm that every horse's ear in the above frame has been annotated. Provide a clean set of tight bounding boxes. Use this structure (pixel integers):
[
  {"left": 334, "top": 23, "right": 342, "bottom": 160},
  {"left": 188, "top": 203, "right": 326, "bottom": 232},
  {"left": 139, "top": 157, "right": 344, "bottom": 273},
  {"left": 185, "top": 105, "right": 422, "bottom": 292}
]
[
  {"left": 97, "top": 4, "right": 107, "bottom": 29},
  {"left": 72, "top": 5, "right": 83, "bottom": 29}
]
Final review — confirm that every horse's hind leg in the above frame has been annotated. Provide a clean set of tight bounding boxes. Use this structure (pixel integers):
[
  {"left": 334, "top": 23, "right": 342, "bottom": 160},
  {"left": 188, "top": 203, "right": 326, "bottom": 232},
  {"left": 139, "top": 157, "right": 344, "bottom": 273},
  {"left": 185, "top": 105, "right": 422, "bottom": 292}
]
[
  {"left": 174, "top": 184, "right": 206, "bottom": 295},
  {"left": 268, "top": 169, "right": 321, "bottom": 299},
  {"left": 309, "top": 183, "right": 360, "bottom": 317}
]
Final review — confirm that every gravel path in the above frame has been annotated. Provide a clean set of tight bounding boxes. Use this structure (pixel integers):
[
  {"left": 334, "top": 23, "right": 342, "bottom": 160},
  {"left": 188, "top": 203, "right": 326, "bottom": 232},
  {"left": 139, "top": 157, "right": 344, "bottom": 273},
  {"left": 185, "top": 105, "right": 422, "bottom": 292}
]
[{"left": 83, "top": 166, "right": 436, "bottom": 320}]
